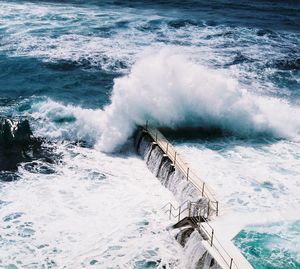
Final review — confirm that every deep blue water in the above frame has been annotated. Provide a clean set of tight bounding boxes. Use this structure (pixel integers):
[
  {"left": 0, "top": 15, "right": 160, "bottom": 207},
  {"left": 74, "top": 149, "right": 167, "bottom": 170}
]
[
  {"left": 0, "top": 0, "right": 299, "bottom": 268},
  {"left": 0, "top": 0, "right": 299, "bottom": 109}
]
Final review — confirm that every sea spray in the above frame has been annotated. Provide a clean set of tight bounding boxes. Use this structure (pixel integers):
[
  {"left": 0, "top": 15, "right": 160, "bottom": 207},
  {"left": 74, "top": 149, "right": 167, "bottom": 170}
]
[
  {"left": 21, "top": 48, "right": 300, "bottom": 153},
  {"left": 98, "top": 48, "right": 300, "bottom": 152},
  {"left": 28, "top": 99, "right": 104, "bottom": 145}
]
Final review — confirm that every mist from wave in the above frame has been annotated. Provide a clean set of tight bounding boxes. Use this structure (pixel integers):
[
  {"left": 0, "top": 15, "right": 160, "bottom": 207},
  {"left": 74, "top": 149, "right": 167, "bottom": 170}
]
[
  {"left": 99, "top": 48, "right": 300, "bottom": 151},
  {"left": 12, "top": 48, "right": 298, "bottom": 153}
]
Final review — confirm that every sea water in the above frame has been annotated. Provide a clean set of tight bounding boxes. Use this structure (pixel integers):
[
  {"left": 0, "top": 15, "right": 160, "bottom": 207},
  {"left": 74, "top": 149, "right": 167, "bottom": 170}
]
[{"left": 0, "top": 1, "right": 299, "bottom": 268}]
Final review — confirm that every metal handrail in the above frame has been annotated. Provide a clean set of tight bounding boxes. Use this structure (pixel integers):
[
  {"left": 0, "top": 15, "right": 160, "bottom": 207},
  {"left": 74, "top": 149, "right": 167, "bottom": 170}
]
[
  {"left": 164, "top": 201, "right": 239, "bottom": 269},
  {"left": 144, "top": 123, "right": 219, "bottom": 216},
  {"left": 144, "top": 124, "right": 239, "bottom": 269},
  {"left": 162, "top": 200, "right": 198, "bottom": 222}
]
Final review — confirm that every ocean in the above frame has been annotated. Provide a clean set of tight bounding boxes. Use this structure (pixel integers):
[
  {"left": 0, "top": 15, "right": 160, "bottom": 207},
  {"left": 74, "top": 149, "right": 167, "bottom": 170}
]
[{"left": 0, "top": 0, "right": 299, "bottom": 268}]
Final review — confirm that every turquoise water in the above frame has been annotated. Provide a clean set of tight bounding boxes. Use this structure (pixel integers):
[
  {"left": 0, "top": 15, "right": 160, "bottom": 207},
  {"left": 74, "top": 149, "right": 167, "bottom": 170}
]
[{"left": 234, "top": 221, "right": 300, "bottom": 269}]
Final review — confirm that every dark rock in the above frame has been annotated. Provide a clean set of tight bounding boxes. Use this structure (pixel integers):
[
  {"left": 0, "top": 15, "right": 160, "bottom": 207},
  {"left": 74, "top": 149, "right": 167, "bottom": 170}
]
[
  {"left": 0, "top": 118, "right": 33, "bottom": 146},
  {"left": 0, "top": 118, "right": 57, "bottom": 175}
]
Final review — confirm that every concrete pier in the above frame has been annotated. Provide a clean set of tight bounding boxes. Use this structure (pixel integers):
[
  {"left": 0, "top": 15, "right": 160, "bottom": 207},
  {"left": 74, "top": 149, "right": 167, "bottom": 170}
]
[
  {"left": 143, "top": 125, "right": 219, "bottom": 214},
  {"left": 136, "top": 125, "right": 254, "bottom": 269}
]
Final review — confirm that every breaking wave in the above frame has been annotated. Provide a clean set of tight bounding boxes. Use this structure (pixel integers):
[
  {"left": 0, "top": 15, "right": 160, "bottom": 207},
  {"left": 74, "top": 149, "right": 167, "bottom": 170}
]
[
  {"left": 26, "top": 48, "right": 300, "bottom": 152},
  {"left": 98, "top": 48, "right": 300, "bottom": 151}
]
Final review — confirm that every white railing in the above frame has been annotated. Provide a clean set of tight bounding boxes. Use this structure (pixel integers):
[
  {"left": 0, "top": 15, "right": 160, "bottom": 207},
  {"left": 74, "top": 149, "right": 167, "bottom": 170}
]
[
  {"left": 143, "top": 122, "right": 219, "bottom": 216},
  {"left": 163, "top": 201, "right": 240, "bottom": 269}
]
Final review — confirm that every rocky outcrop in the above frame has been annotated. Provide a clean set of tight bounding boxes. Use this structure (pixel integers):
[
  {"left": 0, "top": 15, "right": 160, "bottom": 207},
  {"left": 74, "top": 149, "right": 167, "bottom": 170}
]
[
  {"left": 0, "top": 118, "right": 46, "bottom": 175},
  {"left": 0, "top": 118, "right": 33, "bottom": 145}
]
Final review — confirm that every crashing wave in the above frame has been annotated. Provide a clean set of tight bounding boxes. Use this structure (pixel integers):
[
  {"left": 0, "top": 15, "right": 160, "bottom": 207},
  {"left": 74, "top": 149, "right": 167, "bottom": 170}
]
[
  {"left": 22, "top": 48, "right": 300, "bottom": 152},
  {"left": 98, "top": 48, "right": 300, "bottom": 151}
]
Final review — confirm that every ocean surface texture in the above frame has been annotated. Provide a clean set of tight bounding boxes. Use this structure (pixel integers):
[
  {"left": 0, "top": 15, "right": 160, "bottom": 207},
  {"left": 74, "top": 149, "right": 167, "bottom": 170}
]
[{"left": 0, "top": 1, "right": 299, "bottom": 269}]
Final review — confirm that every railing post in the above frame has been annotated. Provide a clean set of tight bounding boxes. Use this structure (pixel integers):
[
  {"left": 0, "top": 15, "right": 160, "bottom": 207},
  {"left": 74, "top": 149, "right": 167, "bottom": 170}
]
[
  {"left": 199, "top": 207, "right": 202, "bottom": 219},
  {"left": 174, "top": 152, "right": 177, "bottom": 165},
  {"left": 178, "top": 206, "right": 181, "bottom": 222},
  {"left": 202, "top": 182, "right": 205, "bottom": 197},
  {"left": 188, "top": 201, "right": 191, "bottom": 217},
  {"left": 187, "top": 168, "right": 189, "bottom": 181},
  {"left": 229, "top": 258, "right": 233, "bottom": 269},
  {"left": 169, "top": 204, "right": 172, "bottom": 220},
  {"left": 216, "top": 201, "right": 219, "bottom": 216},
  {"left": 207, "top": 200, "right": 210, "bottom": 217},
  {"left": 211, "top": 229, "right": 214, "bottom": 247}
]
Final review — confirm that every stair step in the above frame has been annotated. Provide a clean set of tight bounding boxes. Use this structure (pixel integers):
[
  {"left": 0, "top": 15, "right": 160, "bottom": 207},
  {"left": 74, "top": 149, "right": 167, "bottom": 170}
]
[{"left": 173, "top": 216, "right": 206, "bottom": 229}]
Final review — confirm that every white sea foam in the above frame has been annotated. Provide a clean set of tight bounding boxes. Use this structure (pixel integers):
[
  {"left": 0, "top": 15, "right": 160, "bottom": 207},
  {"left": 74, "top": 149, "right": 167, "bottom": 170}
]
[
  {"left": 28, "top": 99, "right": 104, "bottom": 144},
  {"left": 23, "top": 48, "right": 300, "bottom": 152},
  {"left": 174, "top": 136, "right": 300, "bottom": 266},
  {"left": 1, "top": 0, "right": 298, "bottom": 84},
  {"left": 0, "top": 144, "right": 182, "bottom": 268},
  {"left": 98, "top": 48, "right": 300, "bottom": 151},
  {"left": 0, "top": 2, "right": 140, "bottom": 71},
  {"left": 177, "top": 139, "right": 300, "bottom": 214}
]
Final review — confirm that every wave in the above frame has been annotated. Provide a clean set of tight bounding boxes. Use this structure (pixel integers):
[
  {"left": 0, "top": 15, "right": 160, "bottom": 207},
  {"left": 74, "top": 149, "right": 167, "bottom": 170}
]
[
  {"left": 28, "top": 99, "right": 104, "bottom": 145},
  {"left": 25, "top": 48, "right": 300, "bottom": 152},
  {"left": 98, "top": 48, "right": 300, "bottom": 151}
]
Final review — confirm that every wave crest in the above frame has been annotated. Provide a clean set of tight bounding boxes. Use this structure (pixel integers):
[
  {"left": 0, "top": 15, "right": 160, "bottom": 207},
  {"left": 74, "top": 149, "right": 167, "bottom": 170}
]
[
  {"left": 98, "top": 48, "right": 300, "bottom": 151},
  {"left": 26, "top": 48, "right": 300, "bottom": 152}
]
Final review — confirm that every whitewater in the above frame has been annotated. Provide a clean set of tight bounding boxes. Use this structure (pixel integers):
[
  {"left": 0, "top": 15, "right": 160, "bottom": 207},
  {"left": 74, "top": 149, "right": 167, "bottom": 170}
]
[
  {"left": 0, "top": 1, "right": 299, "bottom": 269},
  {"left": 21, "top": 48, "right": 300, "bottom": 152}
]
